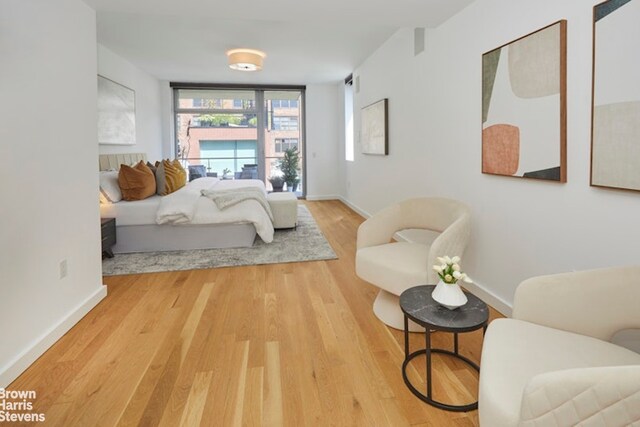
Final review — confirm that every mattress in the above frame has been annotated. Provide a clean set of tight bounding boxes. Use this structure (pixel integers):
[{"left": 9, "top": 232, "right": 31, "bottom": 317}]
[
  {"left": 99, "top": 177, "right": 268, "bottom": 227},
  {"left": 190, "top": 179, "right": 266, "bottom": 224},
  {"left": 100, "top": 195, "right": 161, "bottom": 226}
]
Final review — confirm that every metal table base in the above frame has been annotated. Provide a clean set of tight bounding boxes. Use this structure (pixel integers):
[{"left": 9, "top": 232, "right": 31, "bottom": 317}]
[{"left": 401, "top": 315, "right": 485, "bottom": 412}]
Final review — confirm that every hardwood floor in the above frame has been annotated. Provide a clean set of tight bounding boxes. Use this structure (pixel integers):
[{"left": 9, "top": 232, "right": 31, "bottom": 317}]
[{"left": 9, "top": 200, "right": 503, "bottom": 426}]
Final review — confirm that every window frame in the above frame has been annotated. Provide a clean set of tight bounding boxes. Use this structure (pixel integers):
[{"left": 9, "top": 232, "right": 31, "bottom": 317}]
[{"left": 171, "top": 83, "right": 307, "bottom": 196}]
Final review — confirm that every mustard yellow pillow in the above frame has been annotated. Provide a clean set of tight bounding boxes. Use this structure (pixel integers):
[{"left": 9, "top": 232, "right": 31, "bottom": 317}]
[
  {"left": 156, "top": 159, "right": 187, "bottom": 196},
  {"left": 172, "top": 159, "right": 187, "bottom": 184},
  {"left": 118, "top": 161, "right": 156, "bottom": 201}
]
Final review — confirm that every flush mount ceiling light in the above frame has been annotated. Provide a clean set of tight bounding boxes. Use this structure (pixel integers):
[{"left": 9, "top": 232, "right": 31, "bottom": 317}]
[{"left": 226, "top": 48, "right": 266, "bottom": 72}]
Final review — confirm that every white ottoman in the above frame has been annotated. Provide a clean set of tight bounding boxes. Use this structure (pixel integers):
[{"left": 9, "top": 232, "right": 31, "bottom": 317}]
[{"left": 267, "top": 192, "right": 298, "bottom": 229}]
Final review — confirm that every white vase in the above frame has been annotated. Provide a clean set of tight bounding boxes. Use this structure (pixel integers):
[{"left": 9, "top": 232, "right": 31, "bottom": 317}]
[{"left": 432, "top": 280, "right": 468, "bottom": 310}]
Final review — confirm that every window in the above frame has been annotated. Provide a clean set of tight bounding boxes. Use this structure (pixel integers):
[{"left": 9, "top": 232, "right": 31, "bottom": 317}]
[
  {"left": 192, "top": 98, "right": 224, "bottom": 108},
  {"left": 344, "top": 77, "right": 354, "bottom": 161},
  {"left": 272, "top": 99, "right": 299, "bottom": 109},
  {"left": 272, "top": 116, "right": 298, "bottom": 131},
  {"left": 192, "top": 98, "right": 222, "bottom": 108},
  {"left": 275, "top": 138, "right": 298, "bottom": 153},
  {"left": 193, "top": 113, "right": 257, "bottom": 128},
  {"left": 173, "top": 85, "right": 306, "bottom": 195},
  {"left": 199, "top": 140, "right": 258, "bottom": 174}
]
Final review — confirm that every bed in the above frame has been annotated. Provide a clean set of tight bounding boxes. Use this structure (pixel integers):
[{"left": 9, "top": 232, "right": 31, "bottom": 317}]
[{"left": 99, "top": 153, "right": 273, "bottom": 254}]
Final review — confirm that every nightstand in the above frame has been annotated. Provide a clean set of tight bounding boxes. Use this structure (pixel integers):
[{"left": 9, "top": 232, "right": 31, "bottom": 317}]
[{"left": 101, "top": 217, "right": 116, "bottom": 258}]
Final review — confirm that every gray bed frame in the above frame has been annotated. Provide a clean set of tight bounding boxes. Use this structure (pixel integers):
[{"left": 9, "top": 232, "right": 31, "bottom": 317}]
[{"left": 99, "top": 153, "right": 257, "bottom": 253}]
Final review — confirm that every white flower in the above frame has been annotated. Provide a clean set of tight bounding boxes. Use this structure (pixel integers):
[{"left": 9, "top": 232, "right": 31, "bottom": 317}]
[
  {"left": 444, "top": 274, "right": 453, "bottom": 282},
  {"left": 451, "top": 256, "right": 460, "bottom": 263},
  {"left": 461, "top": 273, "right": 473, "bottom": 283},
  {"left": 433, "top": 265, "right": 444, "bottom": 274},
  {"left": 444, "top": 256, "right": 452, "bottom": 264},
  {"left": 453, "top": 271, "right": 462, "bottom": 279},
  {"left": 436, "top": 256, "right": 447, "bottom": 265},
  {"left": 452, "top": 264, "right": 460, "bottom": 272}
]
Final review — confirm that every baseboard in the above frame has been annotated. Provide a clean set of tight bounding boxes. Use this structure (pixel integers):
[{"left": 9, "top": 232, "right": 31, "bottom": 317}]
[
  {"left": 338, "top": 196, "right": 372, "bottom": 219},
  {"left": 0, "top": 285, "right": 108, "bottom": 388},
  {"left": 342, "top": 196, "right": 513, "bottom": 317},
  {"left": 306, "top": 195, "right": 340, "bottom": 201},
  {"left": 462, "top": 281, "right": 512, "bottom": 317}
]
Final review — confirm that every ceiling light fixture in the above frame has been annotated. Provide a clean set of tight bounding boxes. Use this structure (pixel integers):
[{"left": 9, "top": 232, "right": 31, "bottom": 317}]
[{"left": 226, "top": 48, "right": 266, "bottom": 72}]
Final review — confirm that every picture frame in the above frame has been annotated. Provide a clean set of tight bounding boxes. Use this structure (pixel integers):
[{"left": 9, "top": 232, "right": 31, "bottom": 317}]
[
  {"left": 97, "top": 75, "right": 136, "bottom": 145},
  {"left": 361, "top": 98, "right": 388, "bottom": 155},
  {"left": 590, "top": 0, "right": 640, "bottom": 192},
  {"left": 481, "top": 21, "right": 567, "bottom": 182}
]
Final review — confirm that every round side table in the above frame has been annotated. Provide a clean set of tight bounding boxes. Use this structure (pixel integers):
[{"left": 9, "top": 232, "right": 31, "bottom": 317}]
[{"left": 399, "top": 285, "right": 489, "bottom": 412}]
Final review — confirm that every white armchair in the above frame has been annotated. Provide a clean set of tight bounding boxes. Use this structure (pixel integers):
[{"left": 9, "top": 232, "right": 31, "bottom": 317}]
[
  {"left": 355, "top": 197, "right": 471, "bottom": 330},
  {"left": 479, "top": 266, "right": 640, "bottom": 426}
]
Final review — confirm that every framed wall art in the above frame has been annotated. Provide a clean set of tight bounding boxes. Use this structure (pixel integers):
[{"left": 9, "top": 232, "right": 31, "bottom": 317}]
[
  {"left": 482, "top": 20, "right": 567, "bottom": 182},
  {"left": 97, "top": 75, "right": 136, "bottom": 145},
  {"left": 361, "top": 98, "right": 388, "bottom": 155},
  {"left": 591, "top": 0, "right": 640, "bottom": 192}
]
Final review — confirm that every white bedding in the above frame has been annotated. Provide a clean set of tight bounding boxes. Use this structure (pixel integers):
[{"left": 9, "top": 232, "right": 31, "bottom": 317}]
[
  {"left": 155, "top": 177, "right": 215, "bottom": 225},
  {"left": 100, "top": 195, "right": 161, "bottom": 226},
  {"left": 99, "top": 177, "right": 275, "bottom": 243}
]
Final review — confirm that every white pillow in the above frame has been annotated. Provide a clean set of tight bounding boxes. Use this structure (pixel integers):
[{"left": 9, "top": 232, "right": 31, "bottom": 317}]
[
  {"left": 99, "top": 192, "right": 110, "bottom": 204},
  {"left": 99, "top": 170, "right": 122, "bottom": 203}
]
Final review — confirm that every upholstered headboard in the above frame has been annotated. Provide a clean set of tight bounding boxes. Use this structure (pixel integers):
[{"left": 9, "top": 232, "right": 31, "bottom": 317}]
[{"left": 99, "top": 153, "right": 147, "bottom": 171}]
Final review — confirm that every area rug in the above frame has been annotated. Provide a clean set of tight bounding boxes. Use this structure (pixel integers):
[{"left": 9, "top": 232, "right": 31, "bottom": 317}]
[{"left": 102, "top": 205, "right": 338, "bottom": 276}]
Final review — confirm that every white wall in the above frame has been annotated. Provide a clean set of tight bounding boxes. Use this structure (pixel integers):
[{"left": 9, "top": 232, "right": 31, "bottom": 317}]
[
  {"left": 0, "top": 0, "right": 106, "bottom": 386},
  {"left": 98, "top": 44, "right": 164, "bottom": 161},
  {"left": 341, "top": 0, "right": 640, "bottom": 313},
  {"left": 305, "top": 84, "right": 341, "bottom": 199},
  {"left": 341, "top": 29, "right": 431, "bottom": 216}
]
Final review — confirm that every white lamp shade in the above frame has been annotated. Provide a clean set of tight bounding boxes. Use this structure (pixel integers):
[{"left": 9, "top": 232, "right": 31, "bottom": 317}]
[{"left": 226, "top": 48, "right": 266, "bottom": 72}]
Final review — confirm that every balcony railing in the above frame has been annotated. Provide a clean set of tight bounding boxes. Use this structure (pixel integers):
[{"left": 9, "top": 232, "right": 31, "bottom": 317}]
[
  {"left": 183, "top": 156, "right": 302, "bottom": 195},
  {"left": 183, "top": 156, "right": 257, "bottom": 177}
]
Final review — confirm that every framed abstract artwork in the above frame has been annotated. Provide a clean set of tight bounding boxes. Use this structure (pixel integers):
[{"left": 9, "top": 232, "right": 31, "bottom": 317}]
[
  {"left": 97, "top": 75, "right": 136, "bottom": 145},
  {"left": 482, "top": 21, "right": 567, "bottom": 182},
  {"left": 361, "top": 98, "right": 388, "bottom": 155},
  {"left": 591, "top": 0, "right": 640, "bottom": 192}
]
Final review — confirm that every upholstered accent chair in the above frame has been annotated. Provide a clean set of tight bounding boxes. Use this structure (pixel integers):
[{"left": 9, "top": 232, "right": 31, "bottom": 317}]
[
  {"left": 239, "top": 164, "right": 258, "bottom": 179},
  {"left": 188, "top": 165, "right": 207, "bottom": 181},
  {"left": 479, "top": 266, "right": 640, "bottom": 426},
  {"left": 355, "top": 197, "right": 471, "bottom": 330}
]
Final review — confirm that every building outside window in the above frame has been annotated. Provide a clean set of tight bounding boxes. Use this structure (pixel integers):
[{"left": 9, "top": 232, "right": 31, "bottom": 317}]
[
  {"left": 272, "top": 99, "right": 298, "bottom": 109},
  {"left": 272, "top": 116, "right": 298, "bottom": 131},
  {"left": 275, "top": 138, "right": 298, "bottom": 153},
  {"left": 173, "top": 87, "right": 305, "bottom": 195}
]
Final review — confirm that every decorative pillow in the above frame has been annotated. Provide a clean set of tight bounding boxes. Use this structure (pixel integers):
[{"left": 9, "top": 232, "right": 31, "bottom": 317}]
[
  {"left": 156, "top": 159, "right": 187, "bottom": 196},
  {"left": 173, "top": 159, "right": 187, "bottom": 180},
  {"left": 99, "top": 170, "right": 122, "bottom": 203},
  {"left": 118, "top": 161, "right": 156, "bottom": 201},
  {"left": 146, "top": 161, "right": 157, "bottom": 175}
]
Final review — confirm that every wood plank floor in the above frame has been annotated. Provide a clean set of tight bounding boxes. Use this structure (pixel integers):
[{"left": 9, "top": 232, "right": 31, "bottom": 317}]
[{"left": 9, "top": 200, "right": 503, "bottom": 426}]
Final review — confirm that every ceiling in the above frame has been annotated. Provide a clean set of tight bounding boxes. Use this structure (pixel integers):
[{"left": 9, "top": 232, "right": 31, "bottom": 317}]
[{"left": 84, "top": 0, "right": 475, "bottom": 85}]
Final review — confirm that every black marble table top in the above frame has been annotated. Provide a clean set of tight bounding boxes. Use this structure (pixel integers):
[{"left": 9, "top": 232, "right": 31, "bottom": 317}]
[{"left": 400, "top": 285, "right": 489, "bottom": 332}]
